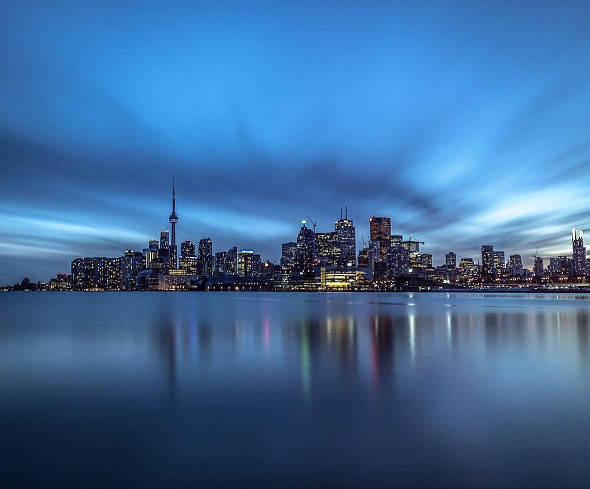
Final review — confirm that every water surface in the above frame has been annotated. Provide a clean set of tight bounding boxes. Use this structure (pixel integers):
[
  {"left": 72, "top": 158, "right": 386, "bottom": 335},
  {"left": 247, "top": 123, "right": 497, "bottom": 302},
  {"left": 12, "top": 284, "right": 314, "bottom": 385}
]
[{"left": 1, "top": 292, "right": 590, "bottom": 487}]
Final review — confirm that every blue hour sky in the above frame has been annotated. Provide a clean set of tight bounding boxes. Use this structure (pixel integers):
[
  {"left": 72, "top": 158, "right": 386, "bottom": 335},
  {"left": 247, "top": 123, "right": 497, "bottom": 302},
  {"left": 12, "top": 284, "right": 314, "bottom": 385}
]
[{"left": 1, "top": 0, "right": 590, "bottom": 283}]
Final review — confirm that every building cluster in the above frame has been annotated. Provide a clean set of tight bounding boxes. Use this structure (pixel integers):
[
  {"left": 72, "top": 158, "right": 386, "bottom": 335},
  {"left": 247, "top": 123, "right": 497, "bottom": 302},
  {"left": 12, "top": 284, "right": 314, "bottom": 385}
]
[{"left": 5, "top": 184, "right": 590, "bottom": 291}]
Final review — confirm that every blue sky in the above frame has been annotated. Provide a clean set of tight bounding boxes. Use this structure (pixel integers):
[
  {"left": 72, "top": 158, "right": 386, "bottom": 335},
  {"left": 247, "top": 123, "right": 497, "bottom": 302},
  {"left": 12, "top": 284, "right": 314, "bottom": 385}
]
[{"left": 1, "top": 0, "right": 590, "bottom": 283}]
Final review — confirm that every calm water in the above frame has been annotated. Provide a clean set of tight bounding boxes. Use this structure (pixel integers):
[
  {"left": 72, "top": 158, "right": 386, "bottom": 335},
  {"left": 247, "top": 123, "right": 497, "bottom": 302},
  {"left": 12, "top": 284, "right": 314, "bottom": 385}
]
[{"left": 2, "top": 292, "right": 590, "bottom": 488}]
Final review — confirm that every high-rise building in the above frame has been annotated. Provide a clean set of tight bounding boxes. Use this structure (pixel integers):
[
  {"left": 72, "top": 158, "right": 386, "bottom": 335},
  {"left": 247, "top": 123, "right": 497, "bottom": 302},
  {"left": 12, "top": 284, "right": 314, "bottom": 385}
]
[
  {"left": 226, "top": 247, "right": 238, "bottom": 275},
  {"left": 159, "top": 230, "right": 170, "bottom": 265},
  {"left": 121, "top": 250, "right": 143, "bottom": 285},
  {"left": 181, "top": 240, "right": 195, "bottom": 258},
  {"left": 369, "top": 217, "right": 391, "bottom": 262},
  {"left": 215, "top": 251, "right": 229, "bottom": 275},
  {"left": 281, "top": 242, "right": 298, "bottom": 272},
  {"left": 572, "top": 228, "right": 586, "bottom": 276},
  {"left": 508, "top": 254, "right": 523, "bottom": 276},
  {"left": 168, "top": 181, "right": 179, "bottom": 270},
  {"left": 334, "top": 207, "right": 356, "bottom": 267},
  {"left": 446, "top": 252, "right": 457, "bottom": 268},
  {"left": 238, "top": 249, "right": 261, "bottom": 277},
  {"left": 296, "top": 221, "right": 317, "bottom": 272},
  {"left": 493, "top": 251, "right": 505, "bottom": 274},
  {"left": 199, "top": 238, "right": 213, "bottom": 275},
  {"left": 316, "top": 232, "right": 340, "bottom": 267},
  {"left": 481, "top": 245, "right": 494, "bottom": 279}
]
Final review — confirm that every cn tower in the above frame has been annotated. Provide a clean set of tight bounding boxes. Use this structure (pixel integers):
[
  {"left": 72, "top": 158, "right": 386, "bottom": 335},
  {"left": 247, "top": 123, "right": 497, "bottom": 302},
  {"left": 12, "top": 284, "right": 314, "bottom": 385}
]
[{"left": 169, "top": 179, "right": 178, "bottom": 269}]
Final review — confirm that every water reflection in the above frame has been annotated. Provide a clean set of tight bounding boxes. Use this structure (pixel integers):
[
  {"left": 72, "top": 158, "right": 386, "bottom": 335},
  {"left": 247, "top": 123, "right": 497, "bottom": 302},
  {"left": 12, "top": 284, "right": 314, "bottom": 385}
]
[
  {"left": 4, "top": 293, "right": 590, "bottom": 487},
  {"left": 145, "top": 295, "right": 590, "bottom": 405}
]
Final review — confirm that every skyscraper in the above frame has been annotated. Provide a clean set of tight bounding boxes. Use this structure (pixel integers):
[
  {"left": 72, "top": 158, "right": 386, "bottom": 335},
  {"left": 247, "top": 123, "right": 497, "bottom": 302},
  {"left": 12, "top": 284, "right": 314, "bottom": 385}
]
[
  {"left": 446, "top": 252, "right": 457, "bottom": 268},
  {"left": 369, "top": 217, "right": 391, "bottom": 262},
  {"left": 169, "top": 180, "right": 178, "bottom": 270},
  {"left": 334, "top": 207, "right": 356, "bottom": 267},
  {"left": 199, "top": 238, "right": 213, "bottom": 276},
  {"left": 572, "top": 228, "right": 586, "bottom": 276},
  {"left": 296, "top": 221, "right": 317, "bottom": 272},
  {"left": 481, "top": 245, "right": 494, "bottom": 280}
]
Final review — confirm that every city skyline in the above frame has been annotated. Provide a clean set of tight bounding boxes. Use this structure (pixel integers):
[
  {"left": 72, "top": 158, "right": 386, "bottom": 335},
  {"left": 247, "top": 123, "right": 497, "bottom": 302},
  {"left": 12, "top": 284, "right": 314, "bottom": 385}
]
[
  {"left": 3, "top": 179, "right": 589, "bottom": 288},
  {"left": 2, "top": 2, "right": 590, "bottom": 283}
]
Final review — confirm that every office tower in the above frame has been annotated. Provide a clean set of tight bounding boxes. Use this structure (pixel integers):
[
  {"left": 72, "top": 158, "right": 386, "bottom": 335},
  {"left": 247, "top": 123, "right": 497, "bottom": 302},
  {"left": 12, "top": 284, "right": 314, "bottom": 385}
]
[
  {"left": 508, "top": 254, "right": 523, "bottom": 276},
  {"left": 297, "top": 220, "right": 317, "bottom": 272},
  {"left": 169, "top": 181, "right": 179, "bottom": 270},
  {"left": 199, "top": 238, "right": 213, "bottom": 275},
  {"left": 121, "top": 250, "right": 143, "bottom": 285},
  {"left": 316, "top": 232, "right": 340, "bottom": 267},
  {"left": 572, "top": 228, "right": 586, "bottom": 276},
  {"left": 481, "top": 245, "right": 494, "bottom": 279},
  {"left": 227, "top": 247, "right": 238, "bottom": 275},
  {"left": 388, "top": 244, "right": 409, "bottom": 278},
  {"left": 181, "top": 240, "right": 195, "bottom": 258},
  {"left": 534, "top": 257, "right": 544, "bottom": 277},
  {"left": 71, "top": 257, "right": 96, "bottom": 290},
  {"left": 159, "top": 230, "right": 170, "bottom": 265},
  {"left": 446, "top": 252, "right": 457, "bottom": 268},
  {"left": 369, "top": 217, "right": 391, "bottom": 261},
  {"left": 420, "top": 254, "right": 432, "bottom": 267},
  {"left": 493, "top": 251, "right": 505, "bottom": 273},
  {"left": 179, "top": 255, "right": 199, "bottom": 275},
  {"left": 238, "top": 249, "right": 261, "bottom": 277},
  {"left": 215, "top": 251, "right": 229, "bottom": 275},
  {"left": 281, "top": 242, "right": 298, "bottom": 272},
  {"left": 391, "top": 235, "right": 403, "bottom": 246},
  {"left": 149, "top": 239, "right": 159, "bottom": 251},
  {"left": 334, "top": 207, "right": 356, "bottom": 267},
  {"left": 459, "top": 258, "right": 475, "bottom": 269}
]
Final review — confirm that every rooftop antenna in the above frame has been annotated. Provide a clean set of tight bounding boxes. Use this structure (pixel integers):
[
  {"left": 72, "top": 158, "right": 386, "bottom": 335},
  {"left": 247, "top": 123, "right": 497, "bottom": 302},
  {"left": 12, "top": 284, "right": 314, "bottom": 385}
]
[{"left": 345, "top": 205, "right": 348, "bottom": 220}]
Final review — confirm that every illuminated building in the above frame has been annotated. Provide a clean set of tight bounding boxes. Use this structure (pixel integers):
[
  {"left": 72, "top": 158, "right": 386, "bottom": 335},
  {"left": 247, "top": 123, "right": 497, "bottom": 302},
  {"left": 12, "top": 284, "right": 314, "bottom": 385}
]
[
  {"left": 168, "top": 181, "right": 178, "bottom": 270},
  {"left": 320, "top": 267, "right": 365, "bottom": 290},
  {"left": 369, "top": 217, "right": 391, "bottom": 262},
  {"left": 159, "top": 230, "right": 170, "bottom": 265},
  {"left": 181, "top": 240, "right": 195, "bottom": 258},
  {"left": 199, "top": 238, "right": 213, "bottom": 276},
  {"left": 534, "top": 257, "right": 544, "bottom": 278},
  {"left": 179, "top": 255, "right": 199, "bottom": 275},
  {"left": 227, "top": 247, "right": 238, "bottom": 275},
  {"left": 508, "top": 254, "right": 523, "bottom": 276},
  {"left": 215, "top": 251, "right": 229, "bottom": 275},
  {"left": 316, "top": 232, "right": 340, "bottom": 267},
  {"left": 281, "top": 242, "right": 298, "bottom": 272},
  {"left": 572, "top": 228, "right": 586, "bottom": 276},
  {"left": 446, "top": 252, "right": 457, "bottom": 268},
  {"left": 481, "top": 245, "right": 494, "bottom": 280},
  {"left": 121, "top": 250, "right": 143, "bottom": 285},
  {"left": 238, "top": 249, "right": 261, "bottom": 277},
  {"left": 388, "top": 245, "right": 409, "bottom": 278},
  {"left": 296, "top": 221, "right": 317, "bottom": 273},
  {"left": 71, "top": 257, "right": 96, "bottom": 290},
  {"left": 493, "top": 251, "right": 505, "bottom": 275},
  {"left": 334, "top": 207, "right": 356, "bottom": 266}
]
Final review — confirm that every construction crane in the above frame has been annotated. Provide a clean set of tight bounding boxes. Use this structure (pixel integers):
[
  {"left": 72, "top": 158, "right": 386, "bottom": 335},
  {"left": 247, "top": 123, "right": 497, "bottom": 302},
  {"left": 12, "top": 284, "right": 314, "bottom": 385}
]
[
  {"left": 408, "top": 236, "right": 425, "bottom": 245},
  {"left": 533, "top": 245, "right": 540, "bottom": 261},
  {"left": 306, "top": 214, "right": 317, "bottom": 233}
]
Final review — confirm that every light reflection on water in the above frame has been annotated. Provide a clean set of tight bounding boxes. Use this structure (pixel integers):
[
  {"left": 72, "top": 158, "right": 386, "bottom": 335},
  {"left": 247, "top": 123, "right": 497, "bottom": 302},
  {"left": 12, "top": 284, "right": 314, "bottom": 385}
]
[{"left": 1, "top": 292, "right": 590, "bottom": 487}]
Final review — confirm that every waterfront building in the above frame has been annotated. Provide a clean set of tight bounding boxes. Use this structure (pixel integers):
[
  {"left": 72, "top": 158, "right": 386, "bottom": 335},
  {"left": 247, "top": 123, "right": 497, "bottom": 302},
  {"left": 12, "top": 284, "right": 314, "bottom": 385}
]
[
  {"left": 121, "top": 250, "right": 144, "bottom": 285},
  {"left": 181, "top": 240, "right": 195, "bottom": 258},
  {"left": 199, "top": 238, "right": 213, "bottom": 275},
  {"left": 334, "top": 207, "right": 356, "bottom": 267},
  {"left": 316, "top": 232, "right": 340, "bottom": 267},
  {"left": 493, "top": 251, "right": 505, "bottom": 275},
  {"left": 481, "top": 245, "right": 494, "bottom": 280},
  {"left": 227, "top": 247, "right": 238, "bottom": 275},
  {"left": 446, "top": 252, "right": 457, "bottom": 268},
  {"left": 238, "top": 249, "right": 261, "bottom": 278},
  {"left": 369, "top": 217, "right": 391, "bottom": 262},
  {"left": 572, "top": 228, "right": 586, "bottom": 276},
  {"left": 296, "top": 221, "right": 317, "bottom": 272}
]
